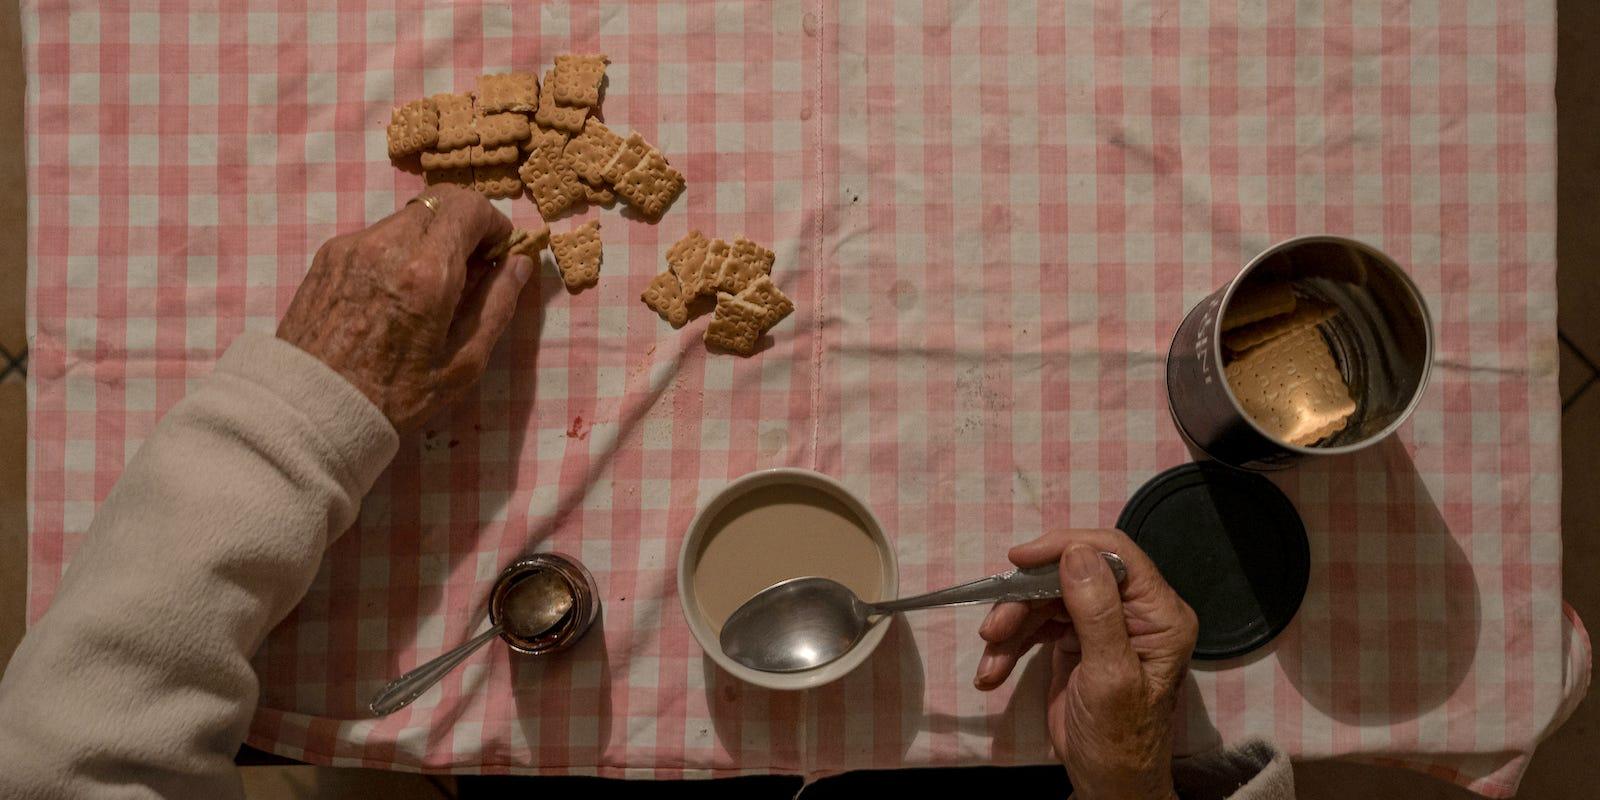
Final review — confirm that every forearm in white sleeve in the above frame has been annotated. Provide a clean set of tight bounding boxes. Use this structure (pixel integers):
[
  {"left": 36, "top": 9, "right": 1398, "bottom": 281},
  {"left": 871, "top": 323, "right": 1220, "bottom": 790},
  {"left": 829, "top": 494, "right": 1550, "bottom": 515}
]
[{"left": 0, "top": 331, "right": 398, "bottom": 799}]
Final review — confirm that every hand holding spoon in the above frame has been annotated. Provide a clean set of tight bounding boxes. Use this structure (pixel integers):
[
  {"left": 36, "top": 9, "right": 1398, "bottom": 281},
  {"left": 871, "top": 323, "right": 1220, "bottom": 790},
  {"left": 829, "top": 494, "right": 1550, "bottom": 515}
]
[{"left": 719, "top": 552, "right": 1127, "bottom": 673}]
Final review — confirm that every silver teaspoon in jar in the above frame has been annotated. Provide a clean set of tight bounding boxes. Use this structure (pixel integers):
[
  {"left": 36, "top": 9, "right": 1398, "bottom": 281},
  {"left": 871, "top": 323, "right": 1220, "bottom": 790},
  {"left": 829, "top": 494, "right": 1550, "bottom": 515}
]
[{"left": 368, "top": 568, "right": 573, "bottom": 716}]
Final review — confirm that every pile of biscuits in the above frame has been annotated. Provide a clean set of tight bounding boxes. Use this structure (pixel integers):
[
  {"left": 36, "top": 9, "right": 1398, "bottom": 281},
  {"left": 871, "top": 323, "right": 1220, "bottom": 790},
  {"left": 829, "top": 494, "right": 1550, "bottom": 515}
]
[
  {"left": 642, "top": 231, "right": 793, "bottom": 355},
  {"left": 386, "top": 56, "right": 684, "bottom": 290},
  {"left": 1221, "top": 283, "right": 1355, "bottom": 446},
  {"left": 387, "top": 57, "right": 787, "bottom": 357}
]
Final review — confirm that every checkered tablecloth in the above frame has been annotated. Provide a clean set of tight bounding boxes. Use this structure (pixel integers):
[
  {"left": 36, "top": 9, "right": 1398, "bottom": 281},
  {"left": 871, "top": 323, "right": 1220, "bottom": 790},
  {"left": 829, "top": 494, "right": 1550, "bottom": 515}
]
[{"left": 24, "top": 0, "right": 1589, "bottom": 795}]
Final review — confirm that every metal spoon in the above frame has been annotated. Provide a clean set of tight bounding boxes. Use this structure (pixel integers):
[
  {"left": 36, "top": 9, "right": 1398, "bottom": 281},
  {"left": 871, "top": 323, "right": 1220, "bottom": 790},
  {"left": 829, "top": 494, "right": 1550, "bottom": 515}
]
[
  {"left": 719, "top": 552, "right": 1127, "bottom": 673},
  {"left": 368, "top": 569, "right": 574, "bottom": 716}
]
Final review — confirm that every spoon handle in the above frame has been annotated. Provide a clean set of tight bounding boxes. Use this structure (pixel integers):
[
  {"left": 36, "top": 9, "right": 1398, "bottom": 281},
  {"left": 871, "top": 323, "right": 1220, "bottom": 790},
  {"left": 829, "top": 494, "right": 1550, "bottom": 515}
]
[
  {"left": 868, "top": 552, "right": 1126, "bottom": 615},
  {"left": 369, "top": 624, "right": 503, "bottom": 717}
]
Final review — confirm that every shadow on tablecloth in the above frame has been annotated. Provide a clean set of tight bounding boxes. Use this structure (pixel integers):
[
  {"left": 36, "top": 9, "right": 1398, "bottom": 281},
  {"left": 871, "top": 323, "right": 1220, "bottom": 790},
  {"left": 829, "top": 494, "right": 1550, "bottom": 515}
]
[
  {"left": 511, "top": 601, "right": 614, "bottom": 768},
  {"left": 703, "top": 615, "right": 927, "bottom": 771},
  {"left": 1270, "top": 437, "right": 1481, "bottom": 726}
]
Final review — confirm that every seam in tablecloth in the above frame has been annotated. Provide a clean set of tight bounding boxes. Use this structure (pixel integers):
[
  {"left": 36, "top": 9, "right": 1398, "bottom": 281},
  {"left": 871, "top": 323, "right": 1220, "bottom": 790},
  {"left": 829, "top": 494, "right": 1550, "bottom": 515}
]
[
  {"left": 802, "top": 0, "right": 827, "bottom": 774},
  {"left": 808, "top": 0, "right": 825, "bottom": 473}
]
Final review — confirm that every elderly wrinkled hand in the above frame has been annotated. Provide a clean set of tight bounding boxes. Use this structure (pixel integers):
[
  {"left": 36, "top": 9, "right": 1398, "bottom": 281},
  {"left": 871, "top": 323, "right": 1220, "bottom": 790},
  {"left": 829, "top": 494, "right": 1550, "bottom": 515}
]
[
  {"left": 277, "top": 185, "right": 533, "bottom": 433},
  {"left": 975, "top": 529, "right": 1198, "bottom": 800}
]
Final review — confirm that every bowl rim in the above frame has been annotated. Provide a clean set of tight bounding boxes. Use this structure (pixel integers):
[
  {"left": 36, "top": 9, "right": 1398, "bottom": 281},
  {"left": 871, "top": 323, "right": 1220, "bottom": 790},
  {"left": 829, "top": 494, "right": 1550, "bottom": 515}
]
[{"left": 676, "top": 467, "right": 900, "bottom": 691}]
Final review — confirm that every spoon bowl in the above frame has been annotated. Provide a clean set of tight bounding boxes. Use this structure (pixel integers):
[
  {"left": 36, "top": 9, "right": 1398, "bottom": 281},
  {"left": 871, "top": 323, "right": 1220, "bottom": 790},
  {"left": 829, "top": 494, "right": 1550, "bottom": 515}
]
[
  {"left": 501, "top": 569, "right": 574, "bottom": 640},
  {"left": 719, "top": 577, "right": 870, "bottom": 673}
]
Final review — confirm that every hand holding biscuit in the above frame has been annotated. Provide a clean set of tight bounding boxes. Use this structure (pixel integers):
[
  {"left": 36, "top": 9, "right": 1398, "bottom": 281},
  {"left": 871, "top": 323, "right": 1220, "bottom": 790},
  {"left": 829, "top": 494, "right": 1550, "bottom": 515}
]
[{"left": 277, "top": 185, "right": 533, "bottom": 433}]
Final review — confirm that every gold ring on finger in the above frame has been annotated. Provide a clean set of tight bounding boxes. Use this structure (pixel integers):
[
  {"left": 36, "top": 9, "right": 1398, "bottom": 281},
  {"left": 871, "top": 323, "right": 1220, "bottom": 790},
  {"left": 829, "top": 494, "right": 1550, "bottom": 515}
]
[{"left": 408, "top": 193, "right": 443, "bottom": 214}]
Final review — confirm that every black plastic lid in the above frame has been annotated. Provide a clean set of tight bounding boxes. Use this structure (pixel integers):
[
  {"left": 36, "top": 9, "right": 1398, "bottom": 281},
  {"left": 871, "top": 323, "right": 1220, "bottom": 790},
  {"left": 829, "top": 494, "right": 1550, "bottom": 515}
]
[{"left": 1116, "top": 463, "right": 1309, "bottom": 660}]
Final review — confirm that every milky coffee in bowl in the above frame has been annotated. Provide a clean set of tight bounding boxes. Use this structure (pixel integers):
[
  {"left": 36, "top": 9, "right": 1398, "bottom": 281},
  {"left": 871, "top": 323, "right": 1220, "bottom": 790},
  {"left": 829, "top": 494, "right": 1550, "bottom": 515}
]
[{"left": 677, "top": 468, "right": 898, "bottom": 690}]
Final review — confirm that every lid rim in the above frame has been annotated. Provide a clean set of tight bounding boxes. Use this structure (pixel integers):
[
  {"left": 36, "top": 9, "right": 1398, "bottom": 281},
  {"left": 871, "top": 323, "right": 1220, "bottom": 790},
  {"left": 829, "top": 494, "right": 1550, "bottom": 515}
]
[{"left": 1116, "top": 463, "right": 1310, "bottom": 661}]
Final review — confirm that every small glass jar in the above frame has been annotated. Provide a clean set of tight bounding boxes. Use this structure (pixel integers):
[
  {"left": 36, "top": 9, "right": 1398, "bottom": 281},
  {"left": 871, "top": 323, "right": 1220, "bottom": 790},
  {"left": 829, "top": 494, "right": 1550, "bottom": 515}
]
[{"left": 489, "top": 552, "right": 600, "bottom": 654}]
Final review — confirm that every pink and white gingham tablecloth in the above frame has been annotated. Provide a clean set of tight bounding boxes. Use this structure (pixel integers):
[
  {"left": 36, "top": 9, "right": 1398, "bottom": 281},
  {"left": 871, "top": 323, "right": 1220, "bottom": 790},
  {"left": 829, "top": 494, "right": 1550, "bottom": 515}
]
[{"left": 24, "top": 1, "right": 1591, "bottom": 795}]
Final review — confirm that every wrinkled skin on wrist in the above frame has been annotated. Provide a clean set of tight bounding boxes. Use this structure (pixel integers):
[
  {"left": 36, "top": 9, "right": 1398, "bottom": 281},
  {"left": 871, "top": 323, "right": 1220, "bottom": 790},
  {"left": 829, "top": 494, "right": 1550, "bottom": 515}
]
[
  {"left": 278, "top": 186, "right": 534, "bottom": 434},
  {"left": 973, "top": 529, "right": 1197, "bottom": 800}
]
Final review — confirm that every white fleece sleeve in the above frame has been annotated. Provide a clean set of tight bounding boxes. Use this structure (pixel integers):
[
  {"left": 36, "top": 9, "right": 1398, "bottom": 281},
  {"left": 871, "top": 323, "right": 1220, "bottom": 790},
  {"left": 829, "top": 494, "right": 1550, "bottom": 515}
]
[
  {"left": 1173, "top": 739, "right": 1297, "bottom": 800},
  {"left": 0, "top": 332, "right": 398, "bottom": 800}
]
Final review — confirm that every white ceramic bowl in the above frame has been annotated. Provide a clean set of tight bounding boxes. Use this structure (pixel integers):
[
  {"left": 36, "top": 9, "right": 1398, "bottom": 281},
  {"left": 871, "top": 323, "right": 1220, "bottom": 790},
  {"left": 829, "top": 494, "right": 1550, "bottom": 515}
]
[{"left": 677, "top": 468, "right": 899, "bottom": 691}]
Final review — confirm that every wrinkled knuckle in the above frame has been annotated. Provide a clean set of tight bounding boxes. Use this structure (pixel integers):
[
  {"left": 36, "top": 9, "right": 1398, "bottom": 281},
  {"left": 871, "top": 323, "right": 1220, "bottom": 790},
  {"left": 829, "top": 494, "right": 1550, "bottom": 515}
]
[{"left": 391, "top": 258, "right": 446, "bottom": 302}]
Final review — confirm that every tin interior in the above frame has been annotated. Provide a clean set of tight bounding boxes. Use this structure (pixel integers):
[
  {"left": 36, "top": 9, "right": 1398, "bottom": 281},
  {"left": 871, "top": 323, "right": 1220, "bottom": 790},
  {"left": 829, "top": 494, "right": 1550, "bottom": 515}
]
[{"left": 1218, "top": 236, "right": 1433, "bottom": 453}]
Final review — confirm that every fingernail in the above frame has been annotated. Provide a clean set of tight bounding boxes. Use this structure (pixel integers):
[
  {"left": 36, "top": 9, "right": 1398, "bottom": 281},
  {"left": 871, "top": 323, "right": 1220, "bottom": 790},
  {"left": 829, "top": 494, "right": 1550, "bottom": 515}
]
[
  {"left": 510, "top": 254, "right": 534, "bottom": 285},
  {"left": 1065, "top": 545, "right": 1102, "bottom": 582}
]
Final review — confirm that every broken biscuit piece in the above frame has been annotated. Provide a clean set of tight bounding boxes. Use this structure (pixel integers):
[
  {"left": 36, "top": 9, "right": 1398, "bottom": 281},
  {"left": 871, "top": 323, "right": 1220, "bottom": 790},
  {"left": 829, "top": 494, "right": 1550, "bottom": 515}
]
[
  {"left": 485, "top": 225, "right": 551, "bottom": 263},
  {"left": 600, "top": 131, "right": 653, "bottom": 184},
  {"left": 548, "top": 54, "right": 609, "bottom": 108},
  {"left": 642, "top": 270, "right": 690, "bottom": 328},
  {"left": 520, "top": 128, "right": 584, "bottom": 219},
  {"left": 387, "top": 98, "right": 439, "bottom": 158},
  {"left": 473, "top": 112, "right": 532, "bottom": 148},
  {"left": 666, "top": 230, "right": 712, "bottom": 297},
  {"left": 580, "top": 178, "right": 615, "bottom": 206},
  {"left": 1223, "top": 300, "right": 1339, "bottom": 354},
  {"left": 667, "top": 229, "right": 709, "bottom": 265},
  {"left": 613, "top": 149, "right": 685, "bottom": 220},
  {"left": 474, "top": 72, "right": 540, "bottom": 114},
  {"left": 736, "top": 274, "right": 794, "bottom": 330},
  {"left": 704, "top": 292, "right": 769, "bottom": 355},
  {"left": 752, "top": 241, "right": 775, "bottom": 274},
  {"left": 534, "top": 69, "right": 589, "bottom": 133},
  {"left": 1222, "top": 282, "right": 1297, "bottom": 331},
  {"left": 713, "top": 237, "right": 769, "bottom": 294},
  {"left": 564, "top": 118, "right": 624, "bottom": 184},
  {"left": 431, "top": 93, "right": 478, "bottom": 150},
  {"left": 685, "top": 238, "right": 730, "bottom": 298},
  {"left": 549, "top": 220, "right": 603, "bottom": 289}
]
